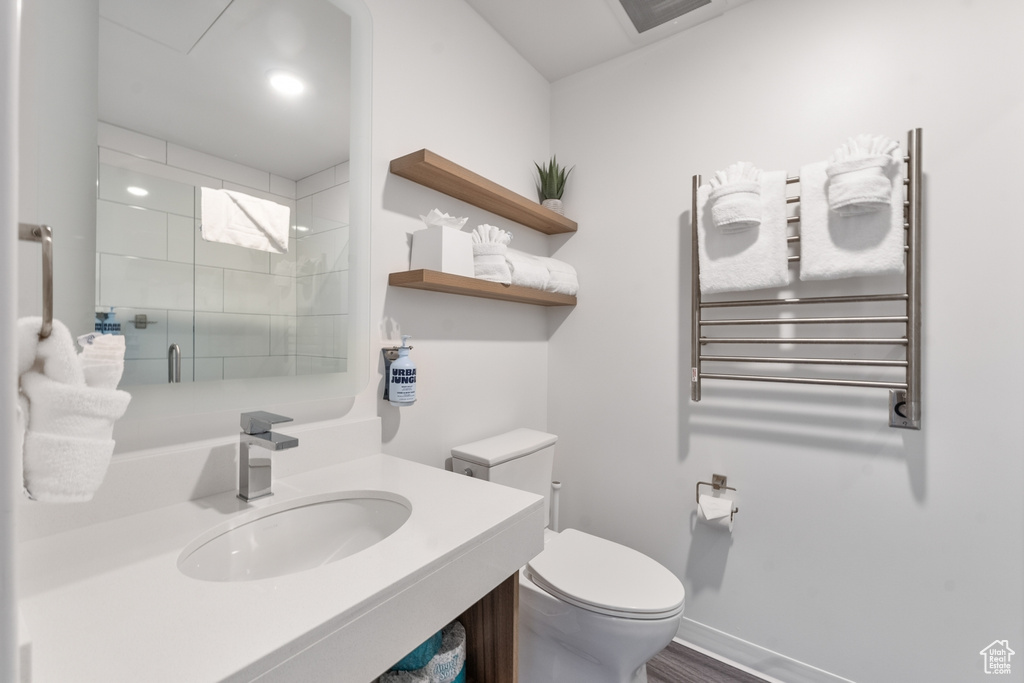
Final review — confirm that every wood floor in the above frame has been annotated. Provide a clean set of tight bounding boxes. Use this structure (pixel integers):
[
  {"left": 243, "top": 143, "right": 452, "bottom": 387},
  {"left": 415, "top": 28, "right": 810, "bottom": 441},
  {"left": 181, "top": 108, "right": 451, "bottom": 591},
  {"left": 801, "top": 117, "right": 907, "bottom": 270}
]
[{"left": 647, "top": 641, "right": 768, "bottom": 683}]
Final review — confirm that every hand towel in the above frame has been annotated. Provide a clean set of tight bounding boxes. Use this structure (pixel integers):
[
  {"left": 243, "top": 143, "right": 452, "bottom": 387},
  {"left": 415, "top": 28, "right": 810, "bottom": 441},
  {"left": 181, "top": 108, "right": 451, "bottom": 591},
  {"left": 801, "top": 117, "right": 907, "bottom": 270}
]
[
  {"left": 505, "top": 248, "right": 550, "bottom": 291},
  {"left": 18, "top": 317, "right": 131, "bottom": 502},
  {"left": 200, "top": 187, "right": 290, "bottom": 254},
  {"left": 825, "top": 135, "right": 900, "bottom": 216},
  {"left": 471, "top": 224, "right": 512, "bottom": 284},
  {"left": 799, "top": 159, "right": 905, "bottom": 281},
  {"left": 707, "top": 162, "right": 763, "bottom": 232},
  {"left": 536, "top": 256, "right": 579, "bottom": 296},
  {"left": 697, "top": 170, "right": 790, "bottom": 295}
]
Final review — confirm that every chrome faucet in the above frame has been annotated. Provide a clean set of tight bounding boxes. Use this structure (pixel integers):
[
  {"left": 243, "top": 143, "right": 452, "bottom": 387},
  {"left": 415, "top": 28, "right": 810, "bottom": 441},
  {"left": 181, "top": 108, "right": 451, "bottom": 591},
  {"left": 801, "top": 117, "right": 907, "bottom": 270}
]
[{"left": 237, "top": 411, "right": 299, "bottom": 502}]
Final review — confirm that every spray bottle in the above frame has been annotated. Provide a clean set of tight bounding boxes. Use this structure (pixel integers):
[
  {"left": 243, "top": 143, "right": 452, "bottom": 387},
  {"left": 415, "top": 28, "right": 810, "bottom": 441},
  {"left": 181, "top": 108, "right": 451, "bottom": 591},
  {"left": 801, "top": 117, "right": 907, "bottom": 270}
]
[{"left": 388, "top": 335, "right": 416, "bottom": 407}]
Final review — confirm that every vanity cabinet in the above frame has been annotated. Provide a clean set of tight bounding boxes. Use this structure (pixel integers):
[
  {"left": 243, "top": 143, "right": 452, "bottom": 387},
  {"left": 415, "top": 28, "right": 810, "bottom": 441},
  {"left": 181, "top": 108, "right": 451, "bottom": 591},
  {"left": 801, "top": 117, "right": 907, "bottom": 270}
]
[
  {"left": 460, "top": 573, "right": 519, "bottom": 683},
  {"left": 388, "top": 149, "right": 577, "bottom": 307}
]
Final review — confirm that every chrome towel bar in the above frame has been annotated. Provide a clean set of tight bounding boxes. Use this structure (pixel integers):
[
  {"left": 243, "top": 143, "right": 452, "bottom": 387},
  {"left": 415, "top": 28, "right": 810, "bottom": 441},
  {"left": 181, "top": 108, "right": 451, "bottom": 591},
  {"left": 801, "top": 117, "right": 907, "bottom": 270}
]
[
  {"left": 18, "top": 223, "right": 53, "bottom": 340},
  {"left": 690, "top": 128, "right": 923, "bottom": 429}
]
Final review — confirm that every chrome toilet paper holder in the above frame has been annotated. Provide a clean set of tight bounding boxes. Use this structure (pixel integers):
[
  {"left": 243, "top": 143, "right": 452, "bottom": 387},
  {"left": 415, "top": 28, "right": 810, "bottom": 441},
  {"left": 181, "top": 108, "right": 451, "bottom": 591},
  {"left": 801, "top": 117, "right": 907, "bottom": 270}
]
[{"left": 696, "top": 474, "right": 738, "bottom": 521}]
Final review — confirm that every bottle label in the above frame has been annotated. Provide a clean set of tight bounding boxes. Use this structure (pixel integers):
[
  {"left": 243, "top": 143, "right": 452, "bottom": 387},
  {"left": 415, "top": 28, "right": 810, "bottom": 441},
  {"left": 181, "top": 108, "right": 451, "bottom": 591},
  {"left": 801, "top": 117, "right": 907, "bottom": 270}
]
[{"left": 390, "top": 367, "right": 416, "bottom": 402}]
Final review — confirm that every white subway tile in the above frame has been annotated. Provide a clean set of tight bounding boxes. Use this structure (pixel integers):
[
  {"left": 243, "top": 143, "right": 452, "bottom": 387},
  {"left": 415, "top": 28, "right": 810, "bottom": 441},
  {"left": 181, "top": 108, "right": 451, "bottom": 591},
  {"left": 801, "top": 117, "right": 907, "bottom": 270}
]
[
  {"left": 167, "top": 310, "right": 194, "bottom": 358},
  {"left": 116, "top": 308, "right": 169, "bottom": 360},
  {"left": 195, "top": 266, "right": 224, "bottom": 312},
  {"left": 98, "top": 122, "right": 166, "bottom": 162},
  {"left": 99, "top": 163, "right": 196, "bottom": 218},
  {"left": 99, "top": 254, "right": 194, "bottom": 310},
  {"left": 297, "top": 226, "right": 349, "bottom": 273},
  {"left": 270, "top": 316, "right": 297, "bottom": 356},
  {"left": 168, "top": 144, "right": 269, "bottom": 191},
  {"left": 297, "top": 270, "right": 348, "bottom": 316},
  {"left": 270, "top": 175, "right": 297, "bottom": 199},
  {"left": 167, "top": 215, "right": 196, "bottom": 263},
  {"left": 296, "top": 167, "right": 335, "bottom": 198},
  {"left": 195, "top": 235, "right": 271, "bottom": 274},
  {"left": 224, "top": 270, "right": 295, "bottom": 315},
  {"left": 99, "top": 150, "right": 222, "bottom": 194},
  {"left": 296, "top": 316, "right": 335, "bottom": 357},
  {"left": 193, "top": 312, "right": 270, "bottom": 357},
  {"left": 96, "top": 201, "right": 167, "bottom": 260}
]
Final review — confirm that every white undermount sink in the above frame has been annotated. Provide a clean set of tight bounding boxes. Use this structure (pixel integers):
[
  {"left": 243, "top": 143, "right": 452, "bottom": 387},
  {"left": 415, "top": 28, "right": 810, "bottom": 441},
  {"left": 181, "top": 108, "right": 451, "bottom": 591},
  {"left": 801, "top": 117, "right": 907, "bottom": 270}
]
[{"left": 177, "top": 490, "right": 412, "bottom": 582}]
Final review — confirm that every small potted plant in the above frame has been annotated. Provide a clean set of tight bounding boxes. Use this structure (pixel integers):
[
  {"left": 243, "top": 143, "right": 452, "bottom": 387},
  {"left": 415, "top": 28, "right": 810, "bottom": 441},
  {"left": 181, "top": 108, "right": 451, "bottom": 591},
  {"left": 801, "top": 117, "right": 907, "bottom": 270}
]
[{"left": 534, "top": 155, "right": 574, "bottom": 215}]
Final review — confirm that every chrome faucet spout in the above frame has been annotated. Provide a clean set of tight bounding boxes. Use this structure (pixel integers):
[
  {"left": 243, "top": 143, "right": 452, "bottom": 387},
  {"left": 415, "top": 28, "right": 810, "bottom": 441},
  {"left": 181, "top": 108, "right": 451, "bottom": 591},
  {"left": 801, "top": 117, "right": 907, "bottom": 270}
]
[{"left": 237, "top": 411, "right": 299, "bottom": 502}]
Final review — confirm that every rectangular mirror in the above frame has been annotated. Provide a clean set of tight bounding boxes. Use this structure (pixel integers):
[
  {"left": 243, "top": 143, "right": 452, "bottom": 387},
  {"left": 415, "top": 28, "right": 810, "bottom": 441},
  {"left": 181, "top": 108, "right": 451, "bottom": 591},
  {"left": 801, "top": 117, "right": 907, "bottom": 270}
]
[{"left": 96, "top": 0, "right": 361, "bottom": 388}]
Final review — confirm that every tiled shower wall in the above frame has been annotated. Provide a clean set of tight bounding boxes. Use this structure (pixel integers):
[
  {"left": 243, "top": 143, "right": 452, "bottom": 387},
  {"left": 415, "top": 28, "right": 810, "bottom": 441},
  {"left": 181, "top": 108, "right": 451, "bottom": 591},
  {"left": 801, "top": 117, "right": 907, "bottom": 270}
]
[{"left": 96, "top": 122, "right": 349, "bottom": 386}]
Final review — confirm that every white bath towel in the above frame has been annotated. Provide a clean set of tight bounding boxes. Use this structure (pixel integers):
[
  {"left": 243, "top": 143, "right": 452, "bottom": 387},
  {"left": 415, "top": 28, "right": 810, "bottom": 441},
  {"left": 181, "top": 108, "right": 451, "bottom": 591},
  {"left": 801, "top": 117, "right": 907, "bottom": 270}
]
[
  {"left": 799, "top": 159, "right": 905, "bottom": 281},
  {"left": 697, "top": 170, "right": 790, "bottom": 295},
  {"left": 201, "top": 187, "right": 290, "bottom": 254},
  {"left": 505, "top": 248, "right": 550, "bottom": 291},
  {"left": 17, "top": 317, "right": 131, "bottom": 502},
  {"left": 707, "top": 162, "right": 763, "bottom": 232},
  {"left": 536, "top": 256, "right": 579, "bottom": 296}
]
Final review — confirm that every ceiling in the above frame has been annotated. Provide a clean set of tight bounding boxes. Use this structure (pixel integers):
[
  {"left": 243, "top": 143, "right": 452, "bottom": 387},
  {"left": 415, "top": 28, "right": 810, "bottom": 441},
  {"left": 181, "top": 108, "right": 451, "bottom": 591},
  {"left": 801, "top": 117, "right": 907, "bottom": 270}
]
[
  {"left": 99, "top": 0, "right": 351, "bottom": 181},
  {"left": 462, "top": 0, "right": 752, "bottom": 82}
]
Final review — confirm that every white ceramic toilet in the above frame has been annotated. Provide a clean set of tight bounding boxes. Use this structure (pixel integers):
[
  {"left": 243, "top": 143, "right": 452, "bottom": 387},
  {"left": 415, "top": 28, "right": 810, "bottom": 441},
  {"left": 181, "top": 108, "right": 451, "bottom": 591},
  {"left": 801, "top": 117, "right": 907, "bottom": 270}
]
[{"left": 451, "top": 429, "right": 685, "bottom": 683}]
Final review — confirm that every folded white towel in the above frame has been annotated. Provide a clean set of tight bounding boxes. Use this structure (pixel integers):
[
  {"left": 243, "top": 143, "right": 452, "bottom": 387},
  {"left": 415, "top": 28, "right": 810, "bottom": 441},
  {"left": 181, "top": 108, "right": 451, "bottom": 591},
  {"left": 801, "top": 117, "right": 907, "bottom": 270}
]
[
  {"left": 826, "top": 135, "right": 900, "bottom": 216},
  {"left": 505, "top": 249, "right": 550, "bottom": 291},
  {"left": 201, "top": 187, "right": 290, "bottom": 254},
  {"left": 707, "top": 162, "right": 763, "bottom": 232},
  {"left": 536, "top": 256, "right": 579, "bottom": 296},
  {"left": 697, "top": 170, "right": 790, "bottom": 295},
  {"left": 18, "top": 318, "right": 131, "bottom": 502},
  {"left": 799, "top": 159, "right": 905, "bottom": 281},
  {"left": 471, "top": 224, "right": 513, "bottom": 284}
]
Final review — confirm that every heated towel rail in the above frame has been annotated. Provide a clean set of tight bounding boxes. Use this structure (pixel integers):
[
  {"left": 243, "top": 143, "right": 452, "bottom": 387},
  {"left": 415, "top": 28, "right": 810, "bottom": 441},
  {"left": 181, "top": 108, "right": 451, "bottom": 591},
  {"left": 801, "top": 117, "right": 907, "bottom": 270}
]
[
  {"left": 690, "top": 129, "right": 922, "bottom": 429},
  {"left": 18, "top": 223, "right": 53, "bottom": 340}
]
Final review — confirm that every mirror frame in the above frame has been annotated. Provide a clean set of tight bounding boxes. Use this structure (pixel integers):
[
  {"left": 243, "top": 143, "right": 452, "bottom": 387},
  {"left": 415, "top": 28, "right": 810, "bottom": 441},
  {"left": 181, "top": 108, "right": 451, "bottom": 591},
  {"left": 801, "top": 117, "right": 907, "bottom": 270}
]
[{"left": 113, "top": 0, "right": 372, "bottom": 451}]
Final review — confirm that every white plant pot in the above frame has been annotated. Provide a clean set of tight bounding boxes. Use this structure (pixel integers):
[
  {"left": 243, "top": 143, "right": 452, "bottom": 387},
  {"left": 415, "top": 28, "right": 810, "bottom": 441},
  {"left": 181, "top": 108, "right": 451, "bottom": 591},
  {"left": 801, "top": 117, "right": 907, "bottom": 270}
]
[{"left": 541, "top": 198, "right": 564, "bottom": 215}]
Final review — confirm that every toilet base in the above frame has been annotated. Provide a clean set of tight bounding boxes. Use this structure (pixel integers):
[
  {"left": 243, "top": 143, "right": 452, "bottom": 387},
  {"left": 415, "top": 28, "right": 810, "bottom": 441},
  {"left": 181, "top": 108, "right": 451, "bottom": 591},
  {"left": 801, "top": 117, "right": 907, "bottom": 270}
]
[{"left": 518, "top": 568, "right": 681, "bottom": 683}]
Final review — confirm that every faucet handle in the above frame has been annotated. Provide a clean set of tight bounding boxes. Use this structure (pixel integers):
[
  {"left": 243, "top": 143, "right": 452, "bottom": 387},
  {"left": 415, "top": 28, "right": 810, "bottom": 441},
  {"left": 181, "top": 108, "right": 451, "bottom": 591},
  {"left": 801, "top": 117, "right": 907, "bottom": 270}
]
[{"left": 241, "top": 411, "right": 293, "bottom": 434}]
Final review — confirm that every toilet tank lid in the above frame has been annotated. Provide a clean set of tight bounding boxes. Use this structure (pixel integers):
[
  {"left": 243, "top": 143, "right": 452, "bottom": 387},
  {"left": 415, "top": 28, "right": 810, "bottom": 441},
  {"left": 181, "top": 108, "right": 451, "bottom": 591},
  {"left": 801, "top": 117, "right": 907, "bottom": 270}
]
[{"left": 451, "top": 428, "right": 557, "bottom": 466}]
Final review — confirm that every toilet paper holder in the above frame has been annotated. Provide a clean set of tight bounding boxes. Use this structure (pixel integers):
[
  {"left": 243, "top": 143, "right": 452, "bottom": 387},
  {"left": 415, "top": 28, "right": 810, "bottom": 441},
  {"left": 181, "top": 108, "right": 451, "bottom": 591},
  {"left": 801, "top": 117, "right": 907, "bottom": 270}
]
[{"left": 696, "top": 474, "right": 738, "bottom": 521}]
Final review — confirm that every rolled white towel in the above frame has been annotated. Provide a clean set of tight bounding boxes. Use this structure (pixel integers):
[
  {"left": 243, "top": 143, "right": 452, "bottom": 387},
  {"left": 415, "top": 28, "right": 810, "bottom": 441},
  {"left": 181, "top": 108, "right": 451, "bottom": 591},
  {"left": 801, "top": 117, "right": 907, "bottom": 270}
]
[
  {"left": 707, "top": 162, "right": 763, "bottom": 232},
  {"left": 78, "top": 332, "right": 126, "bottom": 390},
  {"left": 536, "top": 256, "right": 578, "bottom": 296},
  {"left": 505, "top": 248, "right": 550, "bottom": 291},
  {"left": 472, "top": 224, "right": 513, "bottom": 284},
  {"left": 826, "top": 135, "right": 900, "bottom": 216}
]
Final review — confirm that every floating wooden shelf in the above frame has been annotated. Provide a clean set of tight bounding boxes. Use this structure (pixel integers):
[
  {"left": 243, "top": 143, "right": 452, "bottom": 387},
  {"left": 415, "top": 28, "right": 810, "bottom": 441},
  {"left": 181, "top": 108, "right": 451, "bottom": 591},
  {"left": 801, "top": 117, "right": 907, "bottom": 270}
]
[
  {"left": 389, "top": 270, "right": 577, "bottom": 307},
  {"left": 390, "top": 149, "right": 578, "bottom": 235}
]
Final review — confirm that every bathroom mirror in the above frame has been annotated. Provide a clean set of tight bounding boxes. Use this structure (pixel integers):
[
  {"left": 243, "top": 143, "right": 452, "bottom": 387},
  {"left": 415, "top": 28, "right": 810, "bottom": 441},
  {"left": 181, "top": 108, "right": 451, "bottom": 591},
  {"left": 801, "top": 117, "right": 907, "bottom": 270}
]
[{"left": 92, "top": 0, "right": 370, "bottom": 435}]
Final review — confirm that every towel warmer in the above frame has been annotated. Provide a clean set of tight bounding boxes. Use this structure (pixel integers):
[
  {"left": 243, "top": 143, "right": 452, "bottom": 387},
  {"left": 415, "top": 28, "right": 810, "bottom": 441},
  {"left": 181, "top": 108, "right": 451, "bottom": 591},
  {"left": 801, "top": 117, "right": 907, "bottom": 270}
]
[
  {"left": 18, "top": 223, "right": 53, "bottom": 340},
  {"left": 690, "top": 128, "right": 922, "bottom": 429}
]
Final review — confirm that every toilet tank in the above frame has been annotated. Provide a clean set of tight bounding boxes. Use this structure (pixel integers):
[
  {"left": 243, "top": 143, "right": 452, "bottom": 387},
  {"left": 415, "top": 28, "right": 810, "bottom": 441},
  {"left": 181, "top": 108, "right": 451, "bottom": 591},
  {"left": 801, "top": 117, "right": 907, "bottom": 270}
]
[{"left": 451, "top": 428, "right": 557, "bottom": 527}]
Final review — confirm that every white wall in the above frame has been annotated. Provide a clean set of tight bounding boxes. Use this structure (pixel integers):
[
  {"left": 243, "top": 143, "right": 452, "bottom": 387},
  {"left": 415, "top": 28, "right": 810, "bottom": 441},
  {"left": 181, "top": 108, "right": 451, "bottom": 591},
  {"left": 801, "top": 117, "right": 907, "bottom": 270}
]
[
  {"left": 367, "top": 0, "right": 555, "bottom": 467},
  {"left": 548, "top": 1, "right": 1024, "bottom": 681}
]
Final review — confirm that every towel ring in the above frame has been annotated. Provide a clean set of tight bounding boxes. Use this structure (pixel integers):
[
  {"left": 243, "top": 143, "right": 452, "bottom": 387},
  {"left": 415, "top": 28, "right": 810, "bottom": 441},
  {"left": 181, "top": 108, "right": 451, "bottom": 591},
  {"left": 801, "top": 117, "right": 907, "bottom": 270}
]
[{"left": 18, "top": 223, "right": 53, "bottom": 339}]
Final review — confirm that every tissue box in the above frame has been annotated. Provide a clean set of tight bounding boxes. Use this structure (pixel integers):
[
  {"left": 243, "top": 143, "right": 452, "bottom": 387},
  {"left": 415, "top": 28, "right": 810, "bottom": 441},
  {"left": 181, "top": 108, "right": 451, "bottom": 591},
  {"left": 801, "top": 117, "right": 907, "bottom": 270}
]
[{"left": 410, "top": 225, "right": 474, "bottom": 277}]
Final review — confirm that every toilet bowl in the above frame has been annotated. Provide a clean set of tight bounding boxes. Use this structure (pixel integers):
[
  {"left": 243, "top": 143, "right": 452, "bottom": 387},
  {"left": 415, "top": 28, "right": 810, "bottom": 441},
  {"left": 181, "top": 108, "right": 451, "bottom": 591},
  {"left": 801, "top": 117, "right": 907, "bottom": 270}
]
[{"left": 451, "top": 429, "right": 685, "bottom": 683}]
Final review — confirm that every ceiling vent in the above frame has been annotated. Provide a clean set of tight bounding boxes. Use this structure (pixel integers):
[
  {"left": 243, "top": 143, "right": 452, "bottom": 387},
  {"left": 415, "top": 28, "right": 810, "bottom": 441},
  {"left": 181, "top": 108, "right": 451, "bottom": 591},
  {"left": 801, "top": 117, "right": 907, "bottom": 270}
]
[{"left": 618, "top": 0, "right": 713, "bottom": 34}]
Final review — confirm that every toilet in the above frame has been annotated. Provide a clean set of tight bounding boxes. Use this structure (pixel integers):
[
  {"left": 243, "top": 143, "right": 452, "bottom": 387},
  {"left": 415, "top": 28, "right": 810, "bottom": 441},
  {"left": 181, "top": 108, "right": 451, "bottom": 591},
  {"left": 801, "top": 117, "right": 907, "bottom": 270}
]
[{"left": 452, "top": 429, "right": 685, "bottom": 683}]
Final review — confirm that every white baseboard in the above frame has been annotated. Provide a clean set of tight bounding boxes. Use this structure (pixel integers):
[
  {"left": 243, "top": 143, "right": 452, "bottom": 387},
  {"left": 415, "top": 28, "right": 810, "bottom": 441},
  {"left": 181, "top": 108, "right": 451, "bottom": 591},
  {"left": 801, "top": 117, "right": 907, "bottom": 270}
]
[{"left": 675, "top": 618, "right": 857, "bottom": 683}]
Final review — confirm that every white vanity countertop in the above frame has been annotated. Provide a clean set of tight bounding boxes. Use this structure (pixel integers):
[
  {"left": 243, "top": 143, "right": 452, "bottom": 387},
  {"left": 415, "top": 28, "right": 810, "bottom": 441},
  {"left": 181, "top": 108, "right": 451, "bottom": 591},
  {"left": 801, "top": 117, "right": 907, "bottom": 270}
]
[{"left": 18, "top": 454, "right": 545, "bottom": 682}]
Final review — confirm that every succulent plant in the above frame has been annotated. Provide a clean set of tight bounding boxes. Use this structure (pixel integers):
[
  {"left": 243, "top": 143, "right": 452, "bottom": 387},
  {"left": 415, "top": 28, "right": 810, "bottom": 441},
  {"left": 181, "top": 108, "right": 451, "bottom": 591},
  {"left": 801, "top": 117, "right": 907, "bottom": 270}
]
[{"left": 534, "top": 155, "right": 574, "bottom": 201}]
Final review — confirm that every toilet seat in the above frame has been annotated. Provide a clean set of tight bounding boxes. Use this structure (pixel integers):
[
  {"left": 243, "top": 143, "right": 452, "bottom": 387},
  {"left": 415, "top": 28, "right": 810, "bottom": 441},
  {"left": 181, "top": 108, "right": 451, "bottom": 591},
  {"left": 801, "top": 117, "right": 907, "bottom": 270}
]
[{"left": 525, "top": 529, "right": 685, "bottom": 620}]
